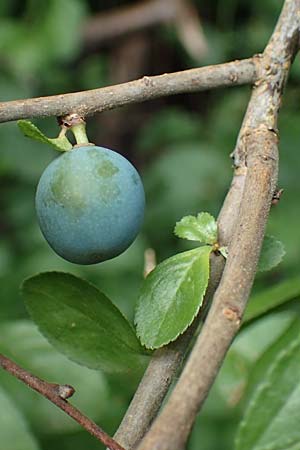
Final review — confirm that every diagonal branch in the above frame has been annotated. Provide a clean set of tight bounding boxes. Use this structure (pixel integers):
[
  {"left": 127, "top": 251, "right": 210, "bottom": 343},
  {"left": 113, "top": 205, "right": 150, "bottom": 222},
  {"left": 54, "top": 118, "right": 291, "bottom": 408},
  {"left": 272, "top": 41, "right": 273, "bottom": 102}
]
[
  {"left": 83, "top": 0, "right": 208, "bottom": 60},
  {"left": 137, "top": 1, "right": 300, "bottom": 449},
  {"left": 113, "top": 117, "right": 247, "bottom": 450},
  {"left": 83, "top": 0, "right": 181, "bottom": 45},
  {"left": 1, "top": 4, "right": 297, "bottom": 450},
  {"left": 0, "top": 58, "right": 256, "bottom": 123},
  {"left": 0, "top": 354, "right": 125, "bottom": 450},
  {"left": 138, "top": 130, "right": 278, "bottom": 450}
]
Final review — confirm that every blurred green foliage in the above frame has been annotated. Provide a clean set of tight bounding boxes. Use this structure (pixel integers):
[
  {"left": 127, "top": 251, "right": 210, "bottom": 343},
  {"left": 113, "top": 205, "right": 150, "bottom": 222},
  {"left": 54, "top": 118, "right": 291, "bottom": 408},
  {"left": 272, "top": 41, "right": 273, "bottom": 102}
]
[{"left": 0, "top": 1, "right": 300, "bottom": 449}]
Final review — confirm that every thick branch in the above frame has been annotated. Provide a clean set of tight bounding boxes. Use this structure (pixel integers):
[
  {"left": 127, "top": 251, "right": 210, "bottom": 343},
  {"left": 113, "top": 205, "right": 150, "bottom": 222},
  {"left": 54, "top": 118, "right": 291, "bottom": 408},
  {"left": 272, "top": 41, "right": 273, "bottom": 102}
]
[
  {"left": 113, "top": 132, "right": 246, "bottom": 450},
  {"left": 138, "top": 130, "right": 278, "bottom": 450},
  {"left": 137, "top": 1, "right": 299, "bottom": 449},
  {"left": 0, "top": 354, "right": 124, "bottom": 450},
  {"left": 0, "top": 59, "right": 256, "bottom": 123}
]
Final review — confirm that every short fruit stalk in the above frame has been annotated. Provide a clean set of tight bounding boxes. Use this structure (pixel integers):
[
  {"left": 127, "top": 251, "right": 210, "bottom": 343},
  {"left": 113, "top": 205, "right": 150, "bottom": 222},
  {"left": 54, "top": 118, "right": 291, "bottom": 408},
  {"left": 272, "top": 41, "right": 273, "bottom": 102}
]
[{"left": 32, "top": 115, "right": 145, "bottom": 264}]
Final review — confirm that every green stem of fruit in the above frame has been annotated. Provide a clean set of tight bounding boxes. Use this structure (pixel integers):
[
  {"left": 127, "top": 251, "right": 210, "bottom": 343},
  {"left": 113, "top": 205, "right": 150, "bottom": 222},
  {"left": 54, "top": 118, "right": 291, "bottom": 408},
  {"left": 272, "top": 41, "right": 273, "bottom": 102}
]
[
  {"left": 53, "top": 127, "right": 73, "bottom": 151},
  {"left": 70, "top": 123, "right": 90, "bottom": 146}
]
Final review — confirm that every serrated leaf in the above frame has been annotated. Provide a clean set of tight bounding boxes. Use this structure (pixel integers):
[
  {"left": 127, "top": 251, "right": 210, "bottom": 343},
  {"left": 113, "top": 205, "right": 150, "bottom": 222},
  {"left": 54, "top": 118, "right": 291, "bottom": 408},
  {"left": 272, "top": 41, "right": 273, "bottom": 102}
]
[
  {"left": 22, "top": 272, "right": 149, "bottom": 373},
  {"left": 243, "top": 276, "right": 300, "bottom": 325},
  {"left": 257, "top": 235, "right": 285, "bottom": 272},
  {"left": 235, "top": 334, "right": 300, "bottom": 450},
  {"left": 174, "top": 212, "right": 217, "bottom": 244},
  {"left": 135, "top": 246, "right": 211, "bottom": 349},
  {"left": 0, "top": 386, "right": 40, "bottom": 450},
  {"left": 18, "top": 120, "right": 72, "bottom": 152},
  {"left": 0, "top": 320, "right": 109, "bottom": 434}
]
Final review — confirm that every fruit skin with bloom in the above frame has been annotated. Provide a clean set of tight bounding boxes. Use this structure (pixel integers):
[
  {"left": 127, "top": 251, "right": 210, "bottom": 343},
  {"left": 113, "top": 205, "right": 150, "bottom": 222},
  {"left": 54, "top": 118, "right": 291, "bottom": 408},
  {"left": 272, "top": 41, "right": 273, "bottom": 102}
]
[{"left": 35, "top": 145, "right": 145, "bottom": 264}]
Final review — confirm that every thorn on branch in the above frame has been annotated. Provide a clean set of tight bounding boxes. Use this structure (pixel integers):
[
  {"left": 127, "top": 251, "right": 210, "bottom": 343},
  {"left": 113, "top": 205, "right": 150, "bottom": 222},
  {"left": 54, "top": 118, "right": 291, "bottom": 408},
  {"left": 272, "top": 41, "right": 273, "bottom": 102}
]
[
  {"left": 50, "top": 383, "right": 76, "bottom": 400},
  {"left": 272, "top": 188, "right": 284, "bottom": 205},
  {"left": 144, "top": 248, "right": 157, "bottom": 277}
]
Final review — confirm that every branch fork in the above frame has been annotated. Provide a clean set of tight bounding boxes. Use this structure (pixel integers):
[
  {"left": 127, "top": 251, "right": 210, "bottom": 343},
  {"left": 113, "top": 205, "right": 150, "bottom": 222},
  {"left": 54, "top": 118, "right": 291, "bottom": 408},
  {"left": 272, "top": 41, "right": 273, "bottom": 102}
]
[{"left": 0, "top": 1, "right": 299, "bottom": 450}]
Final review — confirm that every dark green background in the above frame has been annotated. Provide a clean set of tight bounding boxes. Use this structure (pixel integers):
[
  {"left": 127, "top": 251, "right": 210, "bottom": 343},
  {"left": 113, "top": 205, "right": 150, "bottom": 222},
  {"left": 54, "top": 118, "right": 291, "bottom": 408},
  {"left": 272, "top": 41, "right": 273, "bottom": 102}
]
[{"left": 0, "top": 1, "right": 299, "bottom": 449}]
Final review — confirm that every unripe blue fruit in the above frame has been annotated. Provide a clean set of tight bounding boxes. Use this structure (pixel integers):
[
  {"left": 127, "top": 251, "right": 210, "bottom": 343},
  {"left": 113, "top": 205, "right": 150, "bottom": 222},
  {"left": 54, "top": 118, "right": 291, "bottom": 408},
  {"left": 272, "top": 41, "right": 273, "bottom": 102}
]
[{"left": 35, "top": 145, "right": 145, "bottom": 264}]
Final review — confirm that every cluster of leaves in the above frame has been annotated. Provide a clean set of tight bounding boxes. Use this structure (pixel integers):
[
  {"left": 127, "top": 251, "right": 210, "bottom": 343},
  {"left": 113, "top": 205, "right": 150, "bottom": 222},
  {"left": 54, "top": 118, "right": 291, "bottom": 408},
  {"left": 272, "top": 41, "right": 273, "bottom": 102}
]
[
  {"left": 21, "top": 212, "right": 286, "bottom": 363},
  {"left": 21, "top": 213, "right": 220, "bottom": 376},
  {"left": 18, "top": 209, "right": 289, "bottom": 450}
]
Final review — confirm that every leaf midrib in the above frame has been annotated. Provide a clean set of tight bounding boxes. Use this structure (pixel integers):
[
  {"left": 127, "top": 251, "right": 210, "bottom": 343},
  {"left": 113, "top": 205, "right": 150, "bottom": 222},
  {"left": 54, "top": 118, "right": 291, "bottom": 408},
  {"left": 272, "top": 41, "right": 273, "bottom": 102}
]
[
  {"left": 151, "top": 247, "right": 209, "bottom": 346},
  {"left": 26, "top": 286, "right": 143, "bottom": 355}
]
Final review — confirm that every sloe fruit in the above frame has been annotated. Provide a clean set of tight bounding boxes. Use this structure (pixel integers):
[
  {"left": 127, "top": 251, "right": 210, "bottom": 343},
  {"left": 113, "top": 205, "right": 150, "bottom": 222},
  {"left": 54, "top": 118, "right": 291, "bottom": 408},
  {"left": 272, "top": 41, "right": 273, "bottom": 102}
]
[{"left": 35, "top": 145, "right": 145, "bottom": 264}]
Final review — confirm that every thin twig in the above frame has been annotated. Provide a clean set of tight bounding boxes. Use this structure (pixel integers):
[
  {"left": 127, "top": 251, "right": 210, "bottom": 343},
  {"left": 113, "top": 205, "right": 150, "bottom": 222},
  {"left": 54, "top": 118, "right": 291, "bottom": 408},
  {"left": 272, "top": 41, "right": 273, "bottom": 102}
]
[
  {"left": 83, "top": 0, "right": 208, "bottom": 60},
  {"left": 0, "top": 58, "right": 257, "bottom": 123},
  {"left": 174, "top": 0, "right": 208, "bottom": 60},
  {"left": 113, "top": 315, "right": 201, "bottom": 450},
  {"left": 137, "top": 1, "right": 300, "bottom": 449},
  {"left": 0, "top": 354, "right": 125, "bottom": 450},
  {"left": 83, "top": 0, "right": 179, "bottom": 45}
]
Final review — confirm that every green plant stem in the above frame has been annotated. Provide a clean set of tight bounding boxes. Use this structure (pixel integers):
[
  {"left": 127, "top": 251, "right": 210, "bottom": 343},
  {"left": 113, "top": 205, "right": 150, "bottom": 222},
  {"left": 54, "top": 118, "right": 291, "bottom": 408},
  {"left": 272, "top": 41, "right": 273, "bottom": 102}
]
[{"left": 71, "top": 123, "right": 90, "bottom": 145}]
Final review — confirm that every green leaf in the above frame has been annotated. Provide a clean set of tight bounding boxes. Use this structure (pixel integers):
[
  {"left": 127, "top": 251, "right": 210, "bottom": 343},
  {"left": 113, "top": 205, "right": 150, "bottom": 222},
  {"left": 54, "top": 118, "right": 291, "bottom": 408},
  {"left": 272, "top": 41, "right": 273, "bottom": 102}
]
[
  {"left": 0, "top": 386, "right": 40, "bottom": 450},
  {"left": 215, "top": 312, "right": 297, "bottom": 408},
  {"left": 0, "top": 320, "right": 109, "bottom": 434},
  {"left": 257, "top": 235, "right": 285, "bottom": 272},
  {"left": 243, "top": 276, "right": 300, "bottom": 325},
  {"left": 22, "top": 272, "right": 149, "bottom": 373},
  {"left": 18, "top": 120, "right": 72, "bottom": 152},
  {"left": 235, "top": 333, "right": 300, "bottom": 450},
  {"left": 135, "top": 246, "right": 211, "bottom": 349},
  {"left": 244, "top": 316, "right": 300, "bottom": 403},
  {"left": 174, "top": 212, "right": 217, "bottom": 244}
]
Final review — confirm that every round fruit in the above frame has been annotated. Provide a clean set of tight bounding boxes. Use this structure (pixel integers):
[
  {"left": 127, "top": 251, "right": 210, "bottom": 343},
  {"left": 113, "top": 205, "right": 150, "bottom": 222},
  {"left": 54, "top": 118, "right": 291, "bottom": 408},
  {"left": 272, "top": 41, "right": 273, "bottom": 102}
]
[{"left": 35, "top": 145, "right": 145, "bottom": 264}]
